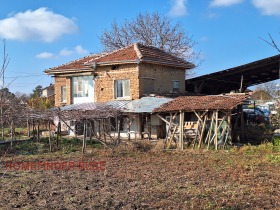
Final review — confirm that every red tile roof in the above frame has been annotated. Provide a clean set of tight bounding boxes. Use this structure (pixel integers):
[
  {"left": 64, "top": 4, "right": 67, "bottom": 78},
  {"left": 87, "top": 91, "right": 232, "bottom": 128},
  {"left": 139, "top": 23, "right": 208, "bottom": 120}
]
[
  {"left": 154, "top": 95, "right": 248, "bottom": 112},
  {"left": 89, "top": 43, "right": 194, "bottom": 69},
  {"left": 45, "top": 54, "right": 100, "bottom": 74},
  {"left": 45, "top": 43, "right": 195, "bottom": 75}
]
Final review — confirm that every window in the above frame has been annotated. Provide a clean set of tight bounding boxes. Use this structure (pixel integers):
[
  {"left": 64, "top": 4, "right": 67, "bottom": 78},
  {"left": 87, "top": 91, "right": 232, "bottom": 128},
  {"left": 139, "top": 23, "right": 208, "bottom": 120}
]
[
  {"left": 73, "top": 76, "right": 90, "bottom": 97},
  {"left": 61, "top": 86, "right": 66, "bottom": 102},
  {"left": 114, "top": 79, "right": 130, "bottom": 99},
  {"left": 172, "top": 80, "right": 180, "bottom": 92}
]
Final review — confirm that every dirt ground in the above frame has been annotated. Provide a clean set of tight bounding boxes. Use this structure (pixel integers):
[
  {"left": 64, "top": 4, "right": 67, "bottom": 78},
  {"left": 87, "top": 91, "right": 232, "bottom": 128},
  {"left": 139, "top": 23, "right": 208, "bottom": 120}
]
[{"left": 0, "top": 143, "right": 280, "bottom": 210}]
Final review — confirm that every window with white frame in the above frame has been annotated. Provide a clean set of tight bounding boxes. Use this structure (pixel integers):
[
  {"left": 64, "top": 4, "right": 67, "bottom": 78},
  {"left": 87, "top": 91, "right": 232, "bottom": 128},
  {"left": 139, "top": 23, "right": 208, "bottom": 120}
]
[
  {"left": 172, "top": 80, "right": 180, "bottom": 92},
  {"left": 114, "top": 79, "right": 130, "bottom": 99},
  {"left": 61, "top": 86, "right": 66, "bottom": 102},
  {"left": 73, "top": 76, "right": 90, "bottom": 97}
]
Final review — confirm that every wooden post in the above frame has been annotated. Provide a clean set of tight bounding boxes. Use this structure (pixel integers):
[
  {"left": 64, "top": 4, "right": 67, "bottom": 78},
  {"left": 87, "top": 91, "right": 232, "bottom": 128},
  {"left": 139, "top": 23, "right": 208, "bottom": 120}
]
[
  {"left": 37, "top": 122, "right": 40, "bottom": 142},
  {"left": 215, "top": 111, "right": 218, "bottom": 150},
  {"left": 48, "top": 120, "right": 52, "bottom": 152},
  {"left": 127, "top": 117, "right": 131, "bottom": 141},
  {"left": 1, "top": 107, "right": 4, "bottom": 141},
  {"left": 98, "top": 120, "right": 101, "bottom": 140},
  {"left": 117, "top": 118, "right": 121, "bottom": 145},
  {"left": 206, "top": 112, "right": 214, "bottom": 150},
  {"left": 103, "top": 119, "right": 107, "bottom": 143},
  {"left": 89, "top": 121, "right": 93, "bottom": 142},
  {"left": 27, "top": 119, "right": 30, "bottom": 138},
  {"left": 179, "top": 110, "right": 184, "bottom": 150},
  {"left": 56, "top": 121, "right": 61, "bottom": 147},
  {"left": 10, "top": 120, "right": 14, "bottom": 147},
  {"left": 240, "top": 105, "right": 245, "bottom": 142},
  {"left": 198, "top": 114, "right": 207, "bottom": 149},
  {"left": 32, "top": 119, "right": 35, "bottom": 140},
  {"left": 82, "top": 119, "right": 86, "bottom": 154},
  {"left": 228, "top": 111, "right": 232, "bottom": 144}
]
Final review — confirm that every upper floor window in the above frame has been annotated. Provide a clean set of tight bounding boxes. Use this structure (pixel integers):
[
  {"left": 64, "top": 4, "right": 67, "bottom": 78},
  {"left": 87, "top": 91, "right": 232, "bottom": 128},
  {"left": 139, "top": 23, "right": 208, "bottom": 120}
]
[
  {"left": 172, "top": 80, "right": 180, "bottom": 92},
  {"left": 73, "top": 76, "right": 90, "bottom": 97},
  {"left": 61, "top": 86, "right": 66, "bottom": 102},
  {"left": 114, "top": 79, "right": 130, "bottom": 99}
]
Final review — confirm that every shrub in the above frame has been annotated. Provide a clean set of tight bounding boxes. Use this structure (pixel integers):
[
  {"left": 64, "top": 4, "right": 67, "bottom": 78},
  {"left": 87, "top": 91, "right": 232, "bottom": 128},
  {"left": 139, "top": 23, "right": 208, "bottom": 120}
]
[{"left": 272, "top": 136, "right": 280, "bottom": 147}]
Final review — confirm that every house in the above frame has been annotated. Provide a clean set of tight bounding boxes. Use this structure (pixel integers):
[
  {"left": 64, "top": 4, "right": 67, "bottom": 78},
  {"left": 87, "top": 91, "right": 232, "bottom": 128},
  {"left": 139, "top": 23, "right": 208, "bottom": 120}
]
[
  {"left": 41, "top": 84, "right": 55, "bottom": 104},
  {"left": 41, "top": 84, "right": 54, "bottom": 98},
  {"left": 45, "top": 43, "right": 195, "bottom": 107}
]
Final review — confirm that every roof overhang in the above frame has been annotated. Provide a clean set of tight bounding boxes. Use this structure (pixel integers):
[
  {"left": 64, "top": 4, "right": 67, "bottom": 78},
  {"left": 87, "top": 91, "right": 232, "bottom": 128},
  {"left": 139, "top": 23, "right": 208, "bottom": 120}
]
[
  {"left": 186, "top": 54, "right": 280, "bottom": 94},
  {"left": 44, "top": 68, "right": 93, "bottom": 75}
]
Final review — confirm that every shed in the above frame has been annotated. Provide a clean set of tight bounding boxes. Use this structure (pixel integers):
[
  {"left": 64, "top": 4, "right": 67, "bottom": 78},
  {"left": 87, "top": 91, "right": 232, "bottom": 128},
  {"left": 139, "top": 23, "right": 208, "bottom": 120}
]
[{"left": 154, "top": 94, "right": 248, "bottom": 150}]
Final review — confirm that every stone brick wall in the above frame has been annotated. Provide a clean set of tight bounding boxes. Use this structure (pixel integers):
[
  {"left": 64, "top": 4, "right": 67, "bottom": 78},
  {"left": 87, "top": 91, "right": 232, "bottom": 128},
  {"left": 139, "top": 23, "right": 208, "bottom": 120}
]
[
  {"left": 94, "top": 64, "right": 140, "bottom": 102},
  {"left": 54, "top": 77, "right": 72, "bottom": 107},
  {"left": 53, "top": 63, "right": 187, "bottom": 106},
  {"left": 138, "top": 63, "right": 186, "bottom": 96}
]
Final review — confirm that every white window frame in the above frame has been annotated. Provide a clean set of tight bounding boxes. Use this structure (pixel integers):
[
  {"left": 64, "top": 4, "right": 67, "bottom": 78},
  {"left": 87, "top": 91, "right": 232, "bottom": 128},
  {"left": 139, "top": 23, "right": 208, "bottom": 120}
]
[
  {"left": 61, "top": 86, "right": 67, "bottom": 102},
  {"left": 172, "top": 80, "right": 180, "bottom": 92},
  {"left": 73, "top": 76, "right": 90, "bottom": 97},
  {"left": 114, "top": 79, "right": 130, "bottom": 99}
]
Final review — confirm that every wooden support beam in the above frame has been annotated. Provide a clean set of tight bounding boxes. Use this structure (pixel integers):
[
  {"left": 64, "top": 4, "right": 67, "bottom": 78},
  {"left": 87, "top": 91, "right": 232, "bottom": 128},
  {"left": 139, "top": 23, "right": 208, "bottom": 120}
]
[
  {"left": 206, "top": 112, "right": 214, "bottom": 149},
  {"left": 240, "top": 105, "right": 245, "bottom": 141},
  {"left": 179, "top": 110, "right": 184, "bottom": 150},
  {"left": 198, "top": 114, "right": 207, "bottom": 149},
  {"left": 82, "top": 119, "right": 87, "bottom": 154},
  {"left": 215, "top": 111, "right": 218, "bottom": 150},
  {"left": 48, "top": 120, "right": 52, "bottom": 152}
]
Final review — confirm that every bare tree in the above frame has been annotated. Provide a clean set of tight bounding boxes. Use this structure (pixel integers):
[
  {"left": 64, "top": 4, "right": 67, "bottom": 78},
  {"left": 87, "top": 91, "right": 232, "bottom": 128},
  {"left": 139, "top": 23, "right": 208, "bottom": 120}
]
[
  {"left": 259, "top": 33, "right": 280, "bottom": 53},
  {"left": 255, "top": 81, "right": 278, "bottom": 100},
  {"left": 99, "top": 12, "right": 199, "bottom": 64},
  {"left": 0, "top": 39, "right": 10, "bottom": 140}
]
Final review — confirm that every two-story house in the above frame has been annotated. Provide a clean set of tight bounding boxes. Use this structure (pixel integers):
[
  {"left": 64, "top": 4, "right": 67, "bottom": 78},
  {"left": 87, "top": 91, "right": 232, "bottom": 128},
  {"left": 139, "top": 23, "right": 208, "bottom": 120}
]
[
  {"left": 45, "top": 43, "right": 195, "bottom": 107},
  {"left": 45, "top": 43, "right": 195, "bottom": 139}
]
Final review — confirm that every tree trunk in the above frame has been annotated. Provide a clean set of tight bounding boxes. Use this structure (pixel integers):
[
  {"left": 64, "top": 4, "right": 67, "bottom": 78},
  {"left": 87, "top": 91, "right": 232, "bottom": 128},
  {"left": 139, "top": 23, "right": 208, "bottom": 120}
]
[{"left": 37, "top": 122, "right": 40, "bottom": 142}]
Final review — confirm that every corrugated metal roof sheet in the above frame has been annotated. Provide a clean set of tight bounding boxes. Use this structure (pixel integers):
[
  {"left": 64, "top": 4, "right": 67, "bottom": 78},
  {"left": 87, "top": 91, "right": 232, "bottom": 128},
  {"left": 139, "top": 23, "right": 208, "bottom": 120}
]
[
  {"left": 60, "top": 100, "right": 131, "bottom": 111},
  {"left": 124, "top": 97, "right": 173, "bottom": 113}
]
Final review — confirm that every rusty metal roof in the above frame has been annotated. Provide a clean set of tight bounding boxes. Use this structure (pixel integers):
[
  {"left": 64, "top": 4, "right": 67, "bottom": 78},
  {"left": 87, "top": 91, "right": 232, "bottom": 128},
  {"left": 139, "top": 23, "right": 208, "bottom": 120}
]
[{"left": 154, "top": 94, "right": 248, "bottom": 112}]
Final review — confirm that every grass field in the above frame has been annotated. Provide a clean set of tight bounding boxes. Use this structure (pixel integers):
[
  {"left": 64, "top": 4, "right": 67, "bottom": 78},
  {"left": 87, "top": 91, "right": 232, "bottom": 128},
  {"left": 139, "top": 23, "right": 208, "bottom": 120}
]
[{"left": 0, "top": 138, "right": 279, "bottom": 209}]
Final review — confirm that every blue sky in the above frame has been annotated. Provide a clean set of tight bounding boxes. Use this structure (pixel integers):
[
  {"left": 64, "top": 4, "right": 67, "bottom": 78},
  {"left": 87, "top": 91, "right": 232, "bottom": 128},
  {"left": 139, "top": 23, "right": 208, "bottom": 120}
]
[{"left": 1, "top": 0, "right": 280, "bottom": 94}]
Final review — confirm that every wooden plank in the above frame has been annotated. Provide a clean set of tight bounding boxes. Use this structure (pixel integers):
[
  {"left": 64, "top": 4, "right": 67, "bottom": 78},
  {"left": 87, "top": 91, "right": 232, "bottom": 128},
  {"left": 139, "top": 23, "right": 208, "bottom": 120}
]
[
  {"left": 215, "top": 111, "right": 218, "bottom": 150},
  {"left": 166, "top": 125, "right": 178, "bottom": 149},
  {"left": 198, "top": 114, "right": 207, "bottom": 149},
  {"left": 178, "top": 111, "right": 184, "bottom": 150}
]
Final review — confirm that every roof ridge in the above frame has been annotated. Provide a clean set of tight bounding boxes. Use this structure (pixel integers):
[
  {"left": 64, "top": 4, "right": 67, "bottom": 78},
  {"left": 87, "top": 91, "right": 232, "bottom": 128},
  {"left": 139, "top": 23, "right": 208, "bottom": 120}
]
[
  {"left": 85, "top": 52, "right": 108, "bottom": 64},
  {"left": 134, "top": 43, "right": 143, "bottom": 59},
  {"left": 137, "top": 43, "right": 192, "bottom": 65},
  {"left": 48, "top": 53, "right": 99, "bottom": 70},
  {"left": 89, "top": 43, "right": 136, "bottom": 63}
]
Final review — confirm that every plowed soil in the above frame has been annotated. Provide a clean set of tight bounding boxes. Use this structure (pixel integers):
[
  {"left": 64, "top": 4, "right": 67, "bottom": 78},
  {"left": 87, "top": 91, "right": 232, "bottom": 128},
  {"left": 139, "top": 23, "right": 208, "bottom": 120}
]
[{"left": 0, "top": 145, "right": 279, "bottom": 209}]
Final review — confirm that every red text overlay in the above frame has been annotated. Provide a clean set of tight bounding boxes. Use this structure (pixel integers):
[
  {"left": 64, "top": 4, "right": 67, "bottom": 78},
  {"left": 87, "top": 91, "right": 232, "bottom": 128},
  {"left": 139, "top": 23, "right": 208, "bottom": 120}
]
[{"left": 5, "top": 161, "right": 106, "bottom": 171}]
